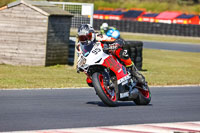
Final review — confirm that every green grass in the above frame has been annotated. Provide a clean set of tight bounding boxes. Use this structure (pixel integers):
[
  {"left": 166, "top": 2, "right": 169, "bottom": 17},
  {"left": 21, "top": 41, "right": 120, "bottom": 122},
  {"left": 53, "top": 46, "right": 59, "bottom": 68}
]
[
  {"left": 0, "top": 0, "right": 15, "bottom": 8},
  {"left": 0, "top": 49, "right": 200, "bottom": 89},
  {"left": 143, "top": 49, "right": 200, "bottom": 86},
  {"left": 0, "top": 65, "right": 87, "bottom": 89}
]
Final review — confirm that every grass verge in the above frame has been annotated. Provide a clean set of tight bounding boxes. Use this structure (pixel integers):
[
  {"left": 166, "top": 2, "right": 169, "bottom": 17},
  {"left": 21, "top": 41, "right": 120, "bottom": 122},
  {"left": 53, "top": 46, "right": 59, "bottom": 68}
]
[
  {"left": 0, "top": 65, "right": 87, "bottom": 89},
  {"left": 143, "top": 48, "right": 200, "bottom": 86},
  {"left": 0, "top": 48, "right": 199, "bottom": 89}
]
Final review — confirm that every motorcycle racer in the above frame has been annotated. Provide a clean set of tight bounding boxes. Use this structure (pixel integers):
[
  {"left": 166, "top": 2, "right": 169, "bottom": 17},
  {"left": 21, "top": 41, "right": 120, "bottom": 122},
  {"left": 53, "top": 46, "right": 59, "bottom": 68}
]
[
  {"left": 100, "top": 23, "right": 116, "bottom": 35},
  {"left": 76, "top": 24, "right": 145, "bottom": 85}
]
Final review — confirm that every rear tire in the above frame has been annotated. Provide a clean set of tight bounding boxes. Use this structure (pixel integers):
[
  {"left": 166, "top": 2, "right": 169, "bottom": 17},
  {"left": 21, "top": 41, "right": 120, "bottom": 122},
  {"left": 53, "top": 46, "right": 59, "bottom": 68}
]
[
  {"left": 92, "top": 72, "right": 119, "bottom": 107},
  {"left": 134, "top": 84, "right": 151, "bottom": 105}
]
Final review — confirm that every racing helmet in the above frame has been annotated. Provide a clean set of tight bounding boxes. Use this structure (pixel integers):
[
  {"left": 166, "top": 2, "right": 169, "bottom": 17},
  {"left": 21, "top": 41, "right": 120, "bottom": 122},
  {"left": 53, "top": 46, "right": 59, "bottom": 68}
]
[
  {"left": 77, "top": 24, "right": 95, "bottom": 45},
  {"left": 106, "top": 29, "right": 120, "bottom": 39},
  {"left": 102, "top": 23, "right": 108, "bottom": 30}
]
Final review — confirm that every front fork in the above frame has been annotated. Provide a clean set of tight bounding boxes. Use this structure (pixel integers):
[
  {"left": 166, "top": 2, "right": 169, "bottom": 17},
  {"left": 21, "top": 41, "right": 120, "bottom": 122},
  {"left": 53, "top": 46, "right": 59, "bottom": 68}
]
[{"left": 99, "top": 69, "right": 116, "bottom": 98}]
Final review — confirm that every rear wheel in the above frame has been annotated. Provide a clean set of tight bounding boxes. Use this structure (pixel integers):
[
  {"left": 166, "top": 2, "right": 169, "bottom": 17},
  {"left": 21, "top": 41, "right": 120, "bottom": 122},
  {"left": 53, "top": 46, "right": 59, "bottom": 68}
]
[
  {"left": 133, "top": 84, "right": 151, "bottom": 105},
  {"left": 92, "top": 72, "right": 119, "bottom": 107}
]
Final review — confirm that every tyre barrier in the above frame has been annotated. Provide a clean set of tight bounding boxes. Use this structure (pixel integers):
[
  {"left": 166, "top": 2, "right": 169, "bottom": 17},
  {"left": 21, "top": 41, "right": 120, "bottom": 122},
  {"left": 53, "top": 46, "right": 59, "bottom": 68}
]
[
  {"left": 93, "top": 19, "right": 200, "bottom": 37},
  {"left": 68, "top": 37, "right": 76, "bottom": 65},
  {"left": 124, "top": 41, "right": 143, "bottom": 71}
]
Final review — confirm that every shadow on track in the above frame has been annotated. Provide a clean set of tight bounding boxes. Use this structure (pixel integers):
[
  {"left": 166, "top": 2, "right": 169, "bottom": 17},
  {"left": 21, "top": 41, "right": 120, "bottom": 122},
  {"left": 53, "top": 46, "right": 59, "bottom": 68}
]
[{"left": 86, "top": 101, "right": 153, "bottom": 107}]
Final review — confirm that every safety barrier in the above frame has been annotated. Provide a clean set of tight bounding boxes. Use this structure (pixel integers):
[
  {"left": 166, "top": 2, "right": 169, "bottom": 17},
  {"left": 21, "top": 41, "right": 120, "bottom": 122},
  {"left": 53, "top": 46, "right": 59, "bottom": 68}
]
[
  {"left": 69, "top": 37, "right": 76, "bottom": 65},
  {"left": 93, "top": 19, "right": 200, "bottom": 37},
  {"left": 124, "top": 41, "right": 143, "bottom": 71}
]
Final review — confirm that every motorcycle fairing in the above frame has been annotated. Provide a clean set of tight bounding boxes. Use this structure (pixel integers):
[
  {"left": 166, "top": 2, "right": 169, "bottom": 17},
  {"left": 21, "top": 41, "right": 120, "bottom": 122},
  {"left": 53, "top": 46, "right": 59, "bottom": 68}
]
[
  {"left": 102, "top": 55, "right": 131, "bottom": 84},
  {"left": 84, "top": 42, "right": 109, "bottom": 66},
  {"left": 78, "top": 42, "right": 131, "bottom": 85}
]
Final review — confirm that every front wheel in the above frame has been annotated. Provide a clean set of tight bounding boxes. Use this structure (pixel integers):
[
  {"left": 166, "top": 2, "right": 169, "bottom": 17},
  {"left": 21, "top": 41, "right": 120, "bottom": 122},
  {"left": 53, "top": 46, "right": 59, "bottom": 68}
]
[
  {"left": 92, "top": 72, "right": 119, "bottom": 107},
  {"left": 133, "top": 84, "right": 151, "bottom": 105}
]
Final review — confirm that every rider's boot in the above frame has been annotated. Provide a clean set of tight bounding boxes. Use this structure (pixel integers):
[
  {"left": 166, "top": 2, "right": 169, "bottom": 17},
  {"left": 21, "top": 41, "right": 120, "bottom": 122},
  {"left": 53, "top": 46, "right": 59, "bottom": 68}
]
[{"left": 127, "top": 65, "right": 146, "bottom": 85}]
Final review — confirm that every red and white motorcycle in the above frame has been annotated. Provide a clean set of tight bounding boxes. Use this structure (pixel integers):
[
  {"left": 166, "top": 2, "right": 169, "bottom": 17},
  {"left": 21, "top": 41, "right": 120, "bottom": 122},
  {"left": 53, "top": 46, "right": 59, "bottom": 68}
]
[{"left": 77, "top": 42, "right": 151, "bottom": 107}]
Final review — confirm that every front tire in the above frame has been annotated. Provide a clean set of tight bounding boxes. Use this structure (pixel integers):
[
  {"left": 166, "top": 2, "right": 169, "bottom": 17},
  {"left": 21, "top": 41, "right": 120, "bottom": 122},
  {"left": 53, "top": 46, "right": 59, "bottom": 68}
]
[{"left": 92, "top": 72, "right": 119, "bottom": 107}]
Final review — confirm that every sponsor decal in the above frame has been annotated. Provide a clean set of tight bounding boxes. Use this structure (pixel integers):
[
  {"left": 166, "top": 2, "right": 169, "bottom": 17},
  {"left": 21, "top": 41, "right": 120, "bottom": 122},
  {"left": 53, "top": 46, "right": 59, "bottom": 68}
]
[
  {"left": 104, "top": 56, "right": 121, "bottom": 72},
  {"left": 118, "top": 68, "right": 122, "bottom": 73},
  {"left": 117, "top": 75, "right": 131, "bottom": 84},
  {"left": 122, "top": 80, "right": 128, "bottom": 86}
]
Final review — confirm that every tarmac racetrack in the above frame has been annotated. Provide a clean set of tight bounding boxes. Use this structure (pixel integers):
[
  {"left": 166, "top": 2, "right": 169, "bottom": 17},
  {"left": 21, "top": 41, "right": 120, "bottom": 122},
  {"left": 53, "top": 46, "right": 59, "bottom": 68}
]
[
  {"left": 0, "top": 86, "right": 200, "bottom": 132},
  {"left": 143, "top": 41, "right": 200, "bottom": 52}
]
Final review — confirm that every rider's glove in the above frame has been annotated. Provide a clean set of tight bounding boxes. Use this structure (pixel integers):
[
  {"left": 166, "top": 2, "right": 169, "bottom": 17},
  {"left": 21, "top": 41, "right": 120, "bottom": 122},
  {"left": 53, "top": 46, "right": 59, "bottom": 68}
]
[
  {"left": 76, "top": 66, "right": 84, "bottom": 73},
  {"left": 77, "top": 68, "right": 80, "bottom": 73}
]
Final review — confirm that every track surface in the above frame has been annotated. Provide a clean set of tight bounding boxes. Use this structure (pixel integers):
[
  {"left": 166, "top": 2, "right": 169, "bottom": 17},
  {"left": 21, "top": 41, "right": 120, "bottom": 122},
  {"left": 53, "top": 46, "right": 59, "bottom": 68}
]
[
  {"left": 143, "top": 41, "right": 200, "bottom": 52},
  {"left": 0, "top": 86, "right": 200, "bottom": 132}
]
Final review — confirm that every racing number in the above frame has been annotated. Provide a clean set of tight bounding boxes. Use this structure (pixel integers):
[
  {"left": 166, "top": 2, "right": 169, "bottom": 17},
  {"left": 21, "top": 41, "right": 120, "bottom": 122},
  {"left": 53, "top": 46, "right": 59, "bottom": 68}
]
[{"left": 92, "top": 48, "right": 101, "bottom": 55}]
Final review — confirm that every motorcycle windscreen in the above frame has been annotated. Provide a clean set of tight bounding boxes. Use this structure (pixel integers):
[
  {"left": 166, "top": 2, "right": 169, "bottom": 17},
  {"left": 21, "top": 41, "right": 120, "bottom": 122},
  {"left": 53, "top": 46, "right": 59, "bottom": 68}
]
[{"left": 80, "top": 42, "right": 94, "bottom": 57}]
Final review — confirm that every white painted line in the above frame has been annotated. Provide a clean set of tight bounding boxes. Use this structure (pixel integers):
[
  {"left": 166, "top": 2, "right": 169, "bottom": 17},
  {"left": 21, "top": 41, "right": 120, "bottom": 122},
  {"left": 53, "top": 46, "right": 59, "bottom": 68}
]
[
  {"left": 0, "top": 84, "right": 199, "bottom": 90},
  {"left": 3, "top": 121, "right": 200, "bottom": 133},
  {"left": 0, "top": 87, "right": 93, "bottom": 91}
]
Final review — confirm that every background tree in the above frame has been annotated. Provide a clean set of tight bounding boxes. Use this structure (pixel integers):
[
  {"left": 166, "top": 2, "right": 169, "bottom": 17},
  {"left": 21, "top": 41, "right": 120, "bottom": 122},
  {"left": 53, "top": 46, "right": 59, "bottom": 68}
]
[{"left": 0, "top": 0, "right": 16, "bottom": 8}]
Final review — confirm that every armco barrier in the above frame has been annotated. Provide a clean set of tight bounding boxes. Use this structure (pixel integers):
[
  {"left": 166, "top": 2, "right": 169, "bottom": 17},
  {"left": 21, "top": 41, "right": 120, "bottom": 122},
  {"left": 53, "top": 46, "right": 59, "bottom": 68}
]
[{"left": 93, "top": 19, "right": 200, "bottom": 37}]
